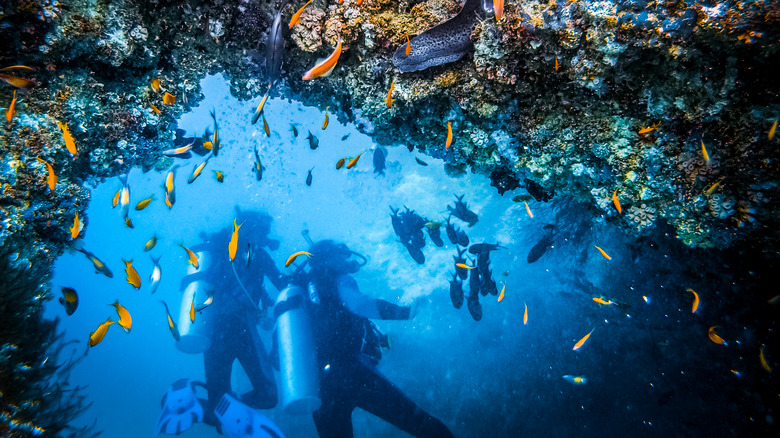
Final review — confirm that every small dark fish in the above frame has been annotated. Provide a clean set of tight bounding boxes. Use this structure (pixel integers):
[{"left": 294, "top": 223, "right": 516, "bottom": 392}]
[
  {"left": 426, "top": 226, "right": 444, "bottom": 247},
  {"left": 341, "top": 133, "right": 350, "bottom": 141},
  {"left": 415, "top": 157, "right": 428, "bottom": 166},
  {"left": 253, "top": 145, "right": 265, "bottom": 181},
  {"left": 456, "top": 229, "right": 470, "bottom": 247},
  {"left": 467, "top": 294, "right": 482, "bottom": 321},
  {"left": 527, "top": 233, "right": 554, "bottom": 263},
  {"left": 468, "top": 243, "right": 504, "bottom": 255},
  {"left": 405, "top": 243, "right": 425, "bottom": 265},
  {"left": 160, "top": 301, "right": 181, "bottom": 341},
  {"left": 246, "top": 243, "right": 252, "bottom": 267},
  {"left": 195, "top": 294, "right": 214, "bottom": 312},
  {"left": 448, "top": 194, "right": 478, "bottom": 227},
  {"left": 512, "top": 194, "right": 533, "bottom": 203},
  {"left": 390, "top": 206, "right": 403, "bottom": 237},
  {"left": 306, "top": 167, "right": 314, "bottom": 186},
  {"left": 373, "top": 147, "right": 386, "bottom": 176},
  {"left": 78, "top": 248, "right": 114, "bottom": 278},
  {"left": 480, "top": 272, "right": 498, "bottom": 296},
  {"left": 290, "top": 123, "right": 299, "bottom": 137},
  {"left": 59, "top": 287, "right": 79, "bottom": 315},
  {"left": 445, "top": 216, "right": 458, "bottom": 245},
  {"left": 449, "top": 273, "right": 464, "bottom": 309},
  {"left": 468, "top": 265, "right": 481, "bottom": 299},
  {"left": 307, "top": 130, "right": 319, "bottom": 150}
]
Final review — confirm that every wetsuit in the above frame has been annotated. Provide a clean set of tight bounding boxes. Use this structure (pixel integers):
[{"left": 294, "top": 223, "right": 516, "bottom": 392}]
[
  {"left": 310, "top": 274, "right": 454, "bottom": 438},
  {"left": 188, "top": 239, "right": 287, "bottom": 426}
]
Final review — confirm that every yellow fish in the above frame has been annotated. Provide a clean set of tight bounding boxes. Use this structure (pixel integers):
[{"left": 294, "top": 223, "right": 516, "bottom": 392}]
[
  {"left": 573, "top": 328, "right": 595, "bottom": 351},
  {"left": 144, "top": 234, "right": 157, "bottom": 251},
  {"left": 263, "top": 114, "right": 270, "bottom": 137},
  {"left": 497, "top": 283, "right": 505, "bottom": 302},
  {"left": 151, "top": 78, "right": 161, "bottom": 92},
  {"left": 286, "top": 251, "right": 312, "bottom": 267},
  {"left": 111, "top": 301, "right": 132, "bottom": 333},
  {"left": 562, "top": 375, "right": 587, "bottom": 385},
  {"left": 455, "top": 263, "right": 475, "bottom": 270},
  {"left": 524, "top": 201, "right": 533, "bottom": 218},
  {"left": 701, "top": 140, "right": 710, "bottom": 163},
  {"left": 187, "top": 156, "right": 210, "bottom": 184},
  {"left": 594, "top": 245, "right": 611, "bottom": 260},
  {"left": 686, "top": 288, "right": 699, "bottom": 313},
  {"left": 162, "top": 92, "right": 176, "bottom": 105},
  {"left": 768, "top": 294, "right": 780, "bottom": 304},
  {"left": 190, "top": 295, "right": 196, "bottom": 323},
  {"left": 769, "top": 119, "right": 777, "bottom": 140},
  {"left": 322, "top": 106, "right": 330, "bottom": 130},
  {"left": 523, "top": 303, "right": 528, "bottom": 325},
  {"left": 612, "top": 190, "right": 621, "bottom": 214},
  {"left": 135, "top": 195, "right": 154, "bottom": 211},
  {"left": 69, "top": 210, "right": 82, "bottom": 239},
  {"left": 124, "top": 259, "right": 141, "bottom": 289},
  {"left": 760, "top": 346, "right": 771, "bottom": 372},
  {"left": 35, "top": 157, "right": 57, "bottom": 192},
  {"left": 58, "top": 121, "right": 78, "bottom": 157},
  {"left": 708, "top": 326, "right": 726, "bottom": 345},
  {"left": 445, "top": 121, "right": 453, "bottom": 150},
  {"left": 252, "top": 87, "right": 270, "bottom": 125},
  {"left": 150, "top": 104, "right": 161, "bottom": 114},
  {"left": 336, "top": 157, "right": 347, "bottom": 170},
  {"left": 88, "top": 317, "right": 114, "bottom": 347},
  {"left": 180, "top": 244, "right": 199, "bottom": 269},
  {"left": 347, "top": 153, "right": 362, "bottom": 169},
  {"left": 112, "top": 189, "right": 121, "bottom": 208},
  {"left": 160, "top": 301, "right": 180, "bottom": 341},
  {"left": 213, "top": 170, "right": 224, "bottom": 183},
  {"left": 228, "top": 218, "right": 244, "bottom": 262},
  {"left": 592, "top": 297, "right": 614, "bottom": 306},
  {"left": 125, "top": 217, "right": 134, "bottom": 229},
  {"left": 0, "top": 73, "right": 34, "bottom": 88}
]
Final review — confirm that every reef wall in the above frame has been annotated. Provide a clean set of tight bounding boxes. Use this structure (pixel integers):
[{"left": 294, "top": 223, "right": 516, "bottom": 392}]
[{"left": 1, "top": 0, "right": 779, "bottom": 433}]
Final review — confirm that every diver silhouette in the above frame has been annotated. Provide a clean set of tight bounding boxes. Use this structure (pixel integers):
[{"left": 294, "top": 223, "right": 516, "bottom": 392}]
[
  {"left": 301, "top": 240, "right": 454, "bottom": 438},
  {"left": 158, "top": 209, "right": 288, "bottom": 435}
]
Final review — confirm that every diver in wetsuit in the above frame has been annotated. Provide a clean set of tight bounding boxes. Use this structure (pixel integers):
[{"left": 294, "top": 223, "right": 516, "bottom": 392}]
[
  {"left": 304, "top": 240, "right": 454, "bottom": 438},
  {"left": 184, "top": 211, "right": 288, "bottom": 428}
]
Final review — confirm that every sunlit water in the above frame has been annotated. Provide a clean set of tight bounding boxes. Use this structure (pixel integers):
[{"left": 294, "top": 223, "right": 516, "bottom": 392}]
[{"left": 42, "top": 75, "right": 754, "bottom": 437}]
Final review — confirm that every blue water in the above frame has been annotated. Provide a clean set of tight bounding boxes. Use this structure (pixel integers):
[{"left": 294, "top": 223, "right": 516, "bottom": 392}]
[{"left": 43, "top": 75, "right": 762, "bottom": 437}]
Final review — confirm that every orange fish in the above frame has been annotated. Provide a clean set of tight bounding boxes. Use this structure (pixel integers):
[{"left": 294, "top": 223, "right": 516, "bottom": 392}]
[
  {"left": 0, "top": 65, "right": 35, "bottom": 72},
  {"left": 111, "top": 301, "right": 132, "bottom": 333},
  {"left": 252, "top": 87, "right": 270, "bottom": 125},
  {"left": 180, "top": 244, "right": 199, "bottom": 269},
  {"left": 770, "top": 119, "right": 777, "bottom": 140},
  {"left": 445, "top": 121, "right": 453, "bottom": 149},
  {"left": 150, "top": 104, "right": 161, "bottom": 114},
  {"left": 213, "top": 170, "right": 224, "bottom": 183},
  {"left": 69, "top": 210, "right": 82, "bottom": 239},
  {"left": 6, "top": 90, "right": 16, "bottom": 123},
  {"left": 228, "top": 218, "right": 244, "bottom": 262},
  {"left": 592, "top": 297, "right": 614, "bottom": 306},
  {"left": 573, "top": 328, "right": 595, "bottom": 351},
  {"left": 497, "top": 283, "right": 505, "bottom": 302},
  {"left": 190, "top": 296, "right": 196, "bottom": 322},
  {"left": 35, "top": 157, "right": 57, "bottom": 191},
  {"left": 347, "top": 153, "right": 363, "bottom": 169},
  {"left": 162, "top": 92, "right": 176, "bottom": 105},
  {"left": 708, "top": 326, "right": 727, "bottom": 345},
  {"left": 455, "top": 263, "right": 475, "bottom": 270},
  {"left": 151, "top": 78, "right": 161, "bottom": 92},
  {"left": 336, "top": 157, "right": 347, "bottom": 169},
  {"left": 493, "top": 0, "right": 504, "bottom": 21},
  {"left": 524, "top": 201, "right": 533, "bottom": 218},
  {"left": 286, "top": 251, "right": 312, "bottom": 267},
  {"left": 594, "top": 245, "right": 611, "bottom": 260},
  {"left": 385, "top": 81, "right": 395, "bottom": 108},
  {"left": 302, "top": 39, "right": 342, "bottom": 80},
  {"left": 188, "top": 156, "right": 210, "bottom": 184},
  {"left": 554, "top": 57, "right": 559, "bottom": 71},
  {"left": 112, "top": 189, "right": 121, "bottom": 208},
  {"left": 523, "top": 303, "right": 528, "bottom": 325},
  {"left": 124, "top": 259, "right": 141, "bottom": 289},
  {"left": 405, "top": 33, "right": 411, "bottom": 56},
  {"left": 125, "top": 217, "right": 134, "bottom": 228},
  {"left": 162, "top": 142, "right": 194, "bottom": 156},
  {"left": 88, "top": 318, "right": 114, "bottom": 347},
  {"left": 289, "top": 0, "right": 313, "bottom": 29},
  {"left": 263, "top": 114, "right": 270, "bottom": 137},
  {"left": 612, "top": 190, "right": 621, "bottom": 214},
  {"left": 322, "top": 106, "right": 330, "bottom": 130},
  {"left": 0, "top": 73, "right": 34, "bottom": 88},
  {"left": 58, "top": 121, "right": 78, "bottom": 157},
  {"left": 701, "top": 140, "right": 710, "bottom": 163},
  {"left": 686, "top": 288, "right": 699, "bottom": 313}
]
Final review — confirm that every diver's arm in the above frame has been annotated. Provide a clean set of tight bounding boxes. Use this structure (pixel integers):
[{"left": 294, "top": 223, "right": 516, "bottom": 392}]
[
  {"left": 258, "top": 249, "right": 290, "bottom": 291},
  {"left": 337, "top": 275, "right": 411, "bottom": 320}
]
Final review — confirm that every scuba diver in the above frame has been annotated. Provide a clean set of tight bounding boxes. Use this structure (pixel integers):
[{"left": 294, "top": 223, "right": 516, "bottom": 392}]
[
  {"left": 157, "top": 209, "right": 288, "bottom": 436},
  {"left": 281, "top": 239, "right": 454, "bottom": 438}
]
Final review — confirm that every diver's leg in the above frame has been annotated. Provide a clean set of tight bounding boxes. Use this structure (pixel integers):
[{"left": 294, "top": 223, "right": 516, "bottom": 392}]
[
  {"left": 236, "top": 322, "right": 277, "bottom": 409},
  {"left": 312, "top": 373, "right": 355, "bottom": 438},
  {"left": 203, "top": 330, "right": 232, "bottom": 427},
  {"left": 354, "top": 362, "right": 454, "bottom": 438}
]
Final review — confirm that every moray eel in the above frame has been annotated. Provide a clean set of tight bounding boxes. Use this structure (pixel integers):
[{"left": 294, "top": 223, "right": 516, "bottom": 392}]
[{"left": 393, "top": 0, "right": 485, "bottom": 72}]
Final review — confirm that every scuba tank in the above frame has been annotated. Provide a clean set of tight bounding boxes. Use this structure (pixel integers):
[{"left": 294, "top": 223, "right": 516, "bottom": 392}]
[
  {"left": 176, "top": 251, "right": 213, "bottom": 354},
  {"left": 274, "top": 285, "right": 321, "bottom": 415}
]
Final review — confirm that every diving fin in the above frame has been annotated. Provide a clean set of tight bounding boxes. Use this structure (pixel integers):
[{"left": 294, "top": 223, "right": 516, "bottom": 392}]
[
  {"left": 214, "top": 393, "right": 286, "bottom": 438},
  {"left": 155, "top": 378, "right": 204, "bottom": 435}
]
